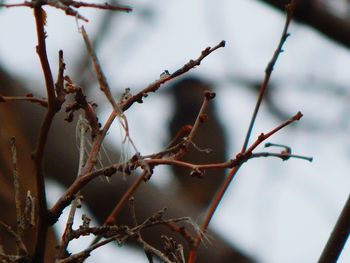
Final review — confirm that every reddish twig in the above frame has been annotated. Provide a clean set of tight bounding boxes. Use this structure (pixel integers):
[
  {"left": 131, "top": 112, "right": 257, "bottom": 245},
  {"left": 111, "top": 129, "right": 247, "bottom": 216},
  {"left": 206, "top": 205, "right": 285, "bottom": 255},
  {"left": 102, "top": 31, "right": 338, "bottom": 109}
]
[
  {"left": 188, "top": 3, "right": 297, "bottom": 260},
  {"left": 105, "top": 171, "right": 149, "bottom": 226},
  {"left": 188, "top": 112, "right": 303, "bottom": 262}
]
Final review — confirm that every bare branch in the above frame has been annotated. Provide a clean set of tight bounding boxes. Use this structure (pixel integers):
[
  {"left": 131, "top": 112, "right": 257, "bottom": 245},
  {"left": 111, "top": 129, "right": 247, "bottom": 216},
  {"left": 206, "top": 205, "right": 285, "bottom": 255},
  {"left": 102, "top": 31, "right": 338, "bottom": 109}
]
[
  {"left": 120, "top": 41, "right": 225, "bottom": 112},
  {"left": 0, "top": 94, "right": 48, "bottom": 107}
]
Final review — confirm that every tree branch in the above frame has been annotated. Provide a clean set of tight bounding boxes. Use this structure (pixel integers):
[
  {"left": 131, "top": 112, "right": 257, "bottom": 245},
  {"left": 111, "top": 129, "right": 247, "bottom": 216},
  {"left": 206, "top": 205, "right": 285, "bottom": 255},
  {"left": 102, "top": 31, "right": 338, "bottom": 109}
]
[{"left": 257, "top": 0, "right": 350, "bottom": 49}]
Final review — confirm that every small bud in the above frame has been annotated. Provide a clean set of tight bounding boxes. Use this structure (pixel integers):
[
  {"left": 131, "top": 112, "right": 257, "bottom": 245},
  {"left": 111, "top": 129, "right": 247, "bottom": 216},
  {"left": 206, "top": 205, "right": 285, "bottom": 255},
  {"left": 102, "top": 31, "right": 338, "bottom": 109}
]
[
  {"left": 204, "top": 91, "right": 216, "bottom": 100},
  {"left": 160, "top": 70, "right": 170, "bottom": 79}
]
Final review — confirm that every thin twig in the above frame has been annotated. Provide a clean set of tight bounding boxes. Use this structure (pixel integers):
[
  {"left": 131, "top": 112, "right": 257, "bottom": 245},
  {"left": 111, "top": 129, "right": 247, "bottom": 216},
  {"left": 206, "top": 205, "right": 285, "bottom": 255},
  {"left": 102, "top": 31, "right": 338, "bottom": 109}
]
[
  {"left": 145, "top": 158, "right": 232, "bottom": 171},
  {"left": 89, "top": 171, "right": 149, "bottom": 246},
  {"left": 174, "top": 91, "right": 216, "bottom": 159},
  {"left": 0, "top": 221, "right": 27, "bottom": 256},
  {"left": 250, "top": 151, "right": 313, "bottom": 162},
  {"left": 62, "top": 0, "right": 132, "bottom": 12},
  {"left": 74, "top": 0, "right": 120, "bottom": 85},
  {"left": 57, "top": 115, "right": 89, "bottom": 259},
  {"left": 81, "top": 26, "right": 125, "bottom": 119},
  {"left": 106, "top": 171, "right": 149, "bottom": 226},
  {"left": 241, "top": 2, "right": 295, "bottom": 153},
  {"left": 81, "top": 26, "right": 138, "bottom": 151},
  {"left": 0, "top": 94, "right": 48, "bottom": 107},
  {"left": 59, "top": 213, "right": 190, "bottom": 263},
  {"left": 0, "top": 0, "right": 132, "bottom": 19}
]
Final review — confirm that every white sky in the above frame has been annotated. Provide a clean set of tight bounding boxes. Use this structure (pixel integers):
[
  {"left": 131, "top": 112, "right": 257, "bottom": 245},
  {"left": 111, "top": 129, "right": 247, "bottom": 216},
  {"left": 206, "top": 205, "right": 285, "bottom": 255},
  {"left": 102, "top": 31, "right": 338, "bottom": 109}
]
[{"left": 1, "top": 0, "right": 349, "bottom": 262}]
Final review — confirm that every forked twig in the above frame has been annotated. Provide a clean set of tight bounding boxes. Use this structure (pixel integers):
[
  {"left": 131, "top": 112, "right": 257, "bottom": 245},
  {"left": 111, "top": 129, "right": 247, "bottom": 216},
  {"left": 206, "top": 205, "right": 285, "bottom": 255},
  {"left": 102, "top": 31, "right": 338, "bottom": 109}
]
[
  {"left": 49, "top": 41, "right": 225, "bottom": 225},
  {"left": 188, "top": 2, "right": 297, "bottom": 262},
  {"left": 241, "top": 1, "right": 295, "bottom": 153}
]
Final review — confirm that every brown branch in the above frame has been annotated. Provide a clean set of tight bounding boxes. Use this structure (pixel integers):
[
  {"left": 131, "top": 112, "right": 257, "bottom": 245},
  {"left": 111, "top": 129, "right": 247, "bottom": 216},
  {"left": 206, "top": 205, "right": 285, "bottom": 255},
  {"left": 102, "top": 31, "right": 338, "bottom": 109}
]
[
  {"left": 0, "top": 94, "right": 48, "bottom": 107},
  {"left": 81, "top": 26, "right": 124, "bottom": 115},
  {"left": 145, "top": 158, "right": 232, "bottom": 171},
  {"left": 48, "top": 153, "right": 118, "bottom": 225},
  {"left": 32, "top": 3, "right": 63, "bottom": 261},
  {"left": 120, "top": 41, "right": 225, "bottom": 112},
  {"left": 105, "top": 171, "right": 149, "bottom": 226}
]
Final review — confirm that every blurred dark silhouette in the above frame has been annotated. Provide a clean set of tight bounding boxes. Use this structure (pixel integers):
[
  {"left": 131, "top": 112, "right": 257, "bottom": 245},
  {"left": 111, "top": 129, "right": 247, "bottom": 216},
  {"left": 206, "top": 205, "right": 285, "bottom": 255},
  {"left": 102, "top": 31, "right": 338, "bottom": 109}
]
[{"left": 169, "top": 77, "right": 227, "bottom": 208}]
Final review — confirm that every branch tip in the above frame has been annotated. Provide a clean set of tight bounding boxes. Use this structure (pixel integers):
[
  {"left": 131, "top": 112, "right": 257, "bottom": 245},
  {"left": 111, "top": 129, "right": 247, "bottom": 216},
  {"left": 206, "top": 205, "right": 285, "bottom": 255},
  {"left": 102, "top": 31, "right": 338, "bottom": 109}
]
[{"left": 294, "top": 111, "right": 303, "bottom": 120}]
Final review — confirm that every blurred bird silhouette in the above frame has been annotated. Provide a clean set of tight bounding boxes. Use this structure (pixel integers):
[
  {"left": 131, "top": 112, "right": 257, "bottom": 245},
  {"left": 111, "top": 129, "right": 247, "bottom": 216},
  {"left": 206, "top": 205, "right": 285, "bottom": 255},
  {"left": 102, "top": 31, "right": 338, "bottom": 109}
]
[{"left": 169, "top": 76, "right": 227, "bottom": 208}]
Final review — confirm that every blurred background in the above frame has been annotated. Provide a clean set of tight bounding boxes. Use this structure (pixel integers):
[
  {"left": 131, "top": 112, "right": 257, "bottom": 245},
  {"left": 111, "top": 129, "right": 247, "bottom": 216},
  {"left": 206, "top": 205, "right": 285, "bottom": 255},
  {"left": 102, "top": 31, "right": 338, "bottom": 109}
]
[{"left": 0, "top": 0, "right": 349, "bottom": 262}]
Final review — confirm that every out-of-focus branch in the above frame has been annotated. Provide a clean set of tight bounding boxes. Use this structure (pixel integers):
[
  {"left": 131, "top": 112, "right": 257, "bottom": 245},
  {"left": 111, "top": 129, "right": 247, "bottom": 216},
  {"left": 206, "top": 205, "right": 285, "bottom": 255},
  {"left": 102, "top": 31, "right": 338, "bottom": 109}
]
[
  {"left": 257, "top": 0, "right": 350, "bottom": 49},
  {"left": 0, "top": 94, "right": 48, "bottom": 107},
  {"left": 318, "top": 194, "right": 350, "bottom": 263}
]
